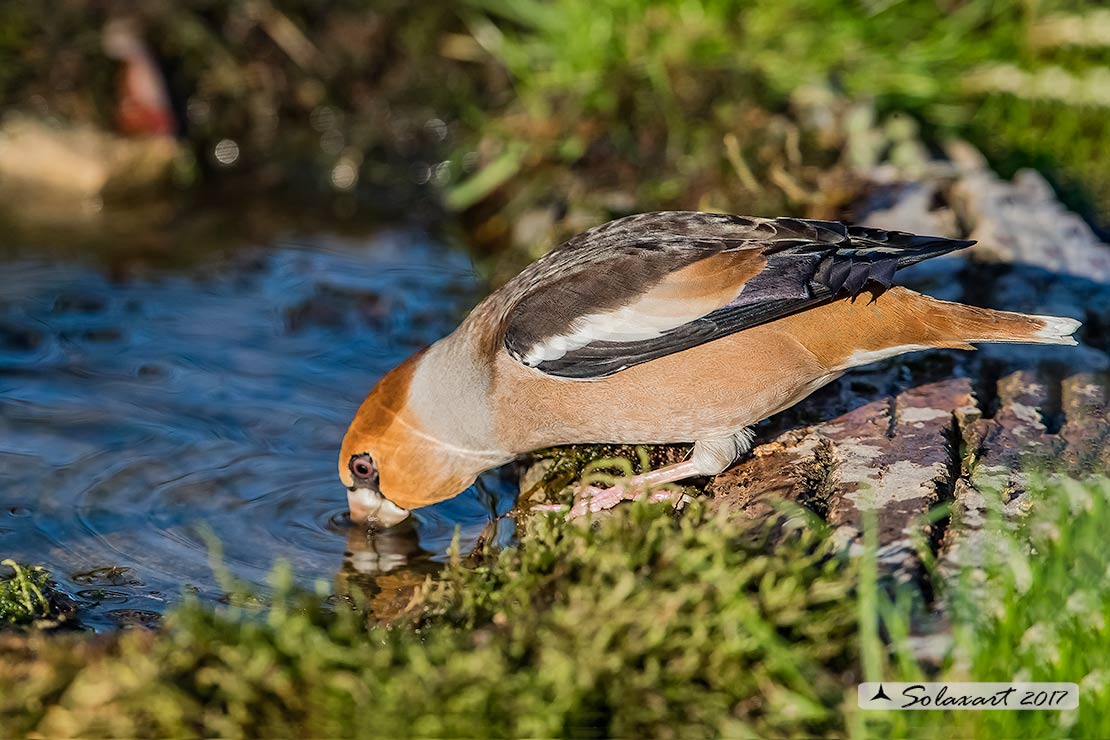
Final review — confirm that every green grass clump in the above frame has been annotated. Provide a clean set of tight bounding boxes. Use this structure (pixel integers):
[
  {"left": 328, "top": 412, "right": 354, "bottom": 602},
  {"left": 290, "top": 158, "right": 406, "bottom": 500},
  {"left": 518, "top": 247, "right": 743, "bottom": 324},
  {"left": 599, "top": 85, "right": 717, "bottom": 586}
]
[
  {"left": 935, "top": 477, "right": 1110, "bottom": 738},
  {"left": 1, "top": 503, "right": 858, "bottom": 738},
  {"left": 424, "top": 505, "right": 858, "bottom": 736}
]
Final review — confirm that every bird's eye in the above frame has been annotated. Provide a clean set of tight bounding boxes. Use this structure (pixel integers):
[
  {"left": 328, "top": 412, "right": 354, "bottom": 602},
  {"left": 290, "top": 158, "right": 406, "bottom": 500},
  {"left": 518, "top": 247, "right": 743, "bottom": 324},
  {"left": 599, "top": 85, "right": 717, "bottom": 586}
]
[{"left": 349, "top": 455, "right": 375, "bottom": 480}]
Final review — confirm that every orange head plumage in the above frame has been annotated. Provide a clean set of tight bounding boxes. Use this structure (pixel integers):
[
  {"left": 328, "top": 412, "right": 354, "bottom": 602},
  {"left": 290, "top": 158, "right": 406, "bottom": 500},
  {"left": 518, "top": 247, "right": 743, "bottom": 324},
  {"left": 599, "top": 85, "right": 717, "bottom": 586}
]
[{"left": 339, "top": 347, "right": 505, "bottom": 524}]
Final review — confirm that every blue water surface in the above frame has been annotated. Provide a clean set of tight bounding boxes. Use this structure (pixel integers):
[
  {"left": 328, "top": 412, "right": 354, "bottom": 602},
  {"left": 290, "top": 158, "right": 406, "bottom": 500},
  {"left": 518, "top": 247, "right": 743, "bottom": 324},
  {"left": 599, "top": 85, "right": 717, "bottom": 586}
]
[{"left": 0, "top": 229, "right": 517, "bottom": 631}]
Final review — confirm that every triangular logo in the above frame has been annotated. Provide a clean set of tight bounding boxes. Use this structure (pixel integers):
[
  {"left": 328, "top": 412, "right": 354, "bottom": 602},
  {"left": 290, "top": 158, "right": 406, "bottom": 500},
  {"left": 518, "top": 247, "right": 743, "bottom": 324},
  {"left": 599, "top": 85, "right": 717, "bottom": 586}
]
[{"left": 870, "top": 684, "right": 892, "bottom": 701}]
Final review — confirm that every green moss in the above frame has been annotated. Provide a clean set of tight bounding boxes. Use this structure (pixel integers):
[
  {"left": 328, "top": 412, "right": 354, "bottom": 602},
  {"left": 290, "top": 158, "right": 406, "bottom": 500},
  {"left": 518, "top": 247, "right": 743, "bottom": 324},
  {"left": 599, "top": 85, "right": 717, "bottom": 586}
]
[
  {"left": 1, "top": 503, "right": 859, "bottom": 737},
  {"left": 0, "top": 560, "right": 53, "bottom": 625},
  {"left": 524, "top": 443, "right": 693, "bottom": 505},
  {"left": 5, "top": 477, "right": 1110, "bottom": 737}
]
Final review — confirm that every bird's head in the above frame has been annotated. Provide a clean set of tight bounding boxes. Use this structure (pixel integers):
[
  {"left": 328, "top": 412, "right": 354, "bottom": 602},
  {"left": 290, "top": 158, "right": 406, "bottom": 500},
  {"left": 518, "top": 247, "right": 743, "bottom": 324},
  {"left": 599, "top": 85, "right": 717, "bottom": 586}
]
[
  {"left": 338, "top": 357, "right": 419, "bottom": 527},
  {"left": 339, "top": 349, "right": 489, "bottom": 526},
  {"left": 338, "top": 444, "right": 410, "bottom": 528}
]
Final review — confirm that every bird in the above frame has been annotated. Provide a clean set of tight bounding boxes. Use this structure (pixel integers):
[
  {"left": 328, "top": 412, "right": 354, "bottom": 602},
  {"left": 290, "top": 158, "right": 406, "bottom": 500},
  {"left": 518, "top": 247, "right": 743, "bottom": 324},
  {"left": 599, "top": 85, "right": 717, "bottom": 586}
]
[{"left": 339, "top": 211, "right": 1081, "bottom": 524}]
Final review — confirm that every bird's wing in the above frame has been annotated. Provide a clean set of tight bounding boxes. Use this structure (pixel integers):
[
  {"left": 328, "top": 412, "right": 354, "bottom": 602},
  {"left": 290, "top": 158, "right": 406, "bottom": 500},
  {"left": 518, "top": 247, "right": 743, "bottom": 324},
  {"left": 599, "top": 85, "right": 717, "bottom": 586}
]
[{"left": 500, "top": 211, "right": 974, "bottom": 379}]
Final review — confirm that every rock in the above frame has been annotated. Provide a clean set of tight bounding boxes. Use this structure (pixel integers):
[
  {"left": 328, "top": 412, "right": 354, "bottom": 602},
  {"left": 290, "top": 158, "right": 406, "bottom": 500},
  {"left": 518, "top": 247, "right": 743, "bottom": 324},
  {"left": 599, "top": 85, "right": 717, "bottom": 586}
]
[
  {"left": 862, "top": 139, "right": 1110, "bottom": 282},
  {"left": 1060, "top": 373, "right": 1110, "bottom": 472},
  {"left": 953, "top": 168, "right": 1110, "bottom": 281},
  {"left": 858, "top": 181, "right": 959, "bottom": 238},
  {"left": 0, "top": 115, "right": 179, "bottom": 199}
]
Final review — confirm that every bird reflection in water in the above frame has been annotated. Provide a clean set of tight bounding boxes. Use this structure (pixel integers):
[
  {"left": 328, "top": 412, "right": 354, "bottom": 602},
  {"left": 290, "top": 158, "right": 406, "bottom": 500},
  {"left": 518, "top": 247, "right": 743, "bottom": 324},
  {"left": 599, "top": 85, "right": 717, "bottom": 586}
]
[{"left": 335, "top": 467, "right": 518, "bottom": 622}]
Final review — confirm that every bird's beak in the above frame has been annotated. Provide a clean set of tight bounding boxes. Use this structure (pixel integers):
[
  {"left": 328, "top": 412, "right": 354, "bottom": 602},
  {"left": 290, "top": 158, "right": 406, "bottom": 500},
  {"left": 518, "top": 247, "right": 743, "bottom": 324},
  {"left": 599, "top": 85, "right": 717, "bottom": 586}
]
[{"left": 347, "top": 486, "right": 410, "bottom": 527}]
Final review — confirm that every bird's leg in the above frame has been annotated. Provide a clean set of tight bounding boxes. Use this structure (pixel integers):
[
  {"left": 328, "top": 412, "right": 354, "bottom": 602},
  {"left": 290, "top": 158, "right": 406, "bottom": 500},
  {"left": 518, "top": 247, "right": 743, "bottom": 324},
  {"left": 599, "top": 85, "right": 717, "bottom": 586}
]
[
  {"left": 531, "top": 430, "right": 754, "bottom": 520},
  {"left": 534, "top": 460, "right": 702, "bottom": 518}
]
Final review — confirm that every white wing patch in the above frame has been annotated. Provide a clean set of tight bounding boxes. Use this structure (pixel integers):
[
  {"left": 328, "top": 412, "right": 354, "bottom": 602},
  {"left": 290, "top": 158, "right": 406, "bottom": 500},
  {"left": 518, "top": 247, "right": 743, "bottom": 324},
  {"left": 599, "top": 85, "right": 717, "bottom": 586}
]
[{"left": 521, "top": 294, "right": 716, "bottom": 367}]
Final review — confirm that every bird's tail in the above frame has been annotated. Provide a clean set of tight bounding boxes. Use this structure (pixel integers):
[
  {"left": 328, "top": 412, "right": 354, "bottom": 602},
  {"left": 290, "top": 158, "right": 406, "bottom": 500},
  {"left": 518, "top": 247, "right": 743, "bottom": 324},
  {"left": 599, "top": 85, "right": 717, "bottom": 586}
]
[
  {"left": 935, "top": 302, "right": 1081, "bottom": 347},
  {"left": 815, "top": 287, "right": 1082, "bottom": 371}
]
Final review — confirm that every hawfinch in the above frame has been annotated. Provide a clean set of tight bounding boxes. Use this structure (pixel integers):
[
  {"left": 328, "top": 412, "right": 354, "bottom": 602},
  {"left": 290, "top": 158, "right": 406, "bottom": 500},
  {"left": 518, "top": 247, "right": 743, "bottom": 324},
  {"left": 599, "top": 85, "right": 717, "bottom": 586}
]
[{"left": 340, "top": 211, "right": 1080, "bottom": 524}]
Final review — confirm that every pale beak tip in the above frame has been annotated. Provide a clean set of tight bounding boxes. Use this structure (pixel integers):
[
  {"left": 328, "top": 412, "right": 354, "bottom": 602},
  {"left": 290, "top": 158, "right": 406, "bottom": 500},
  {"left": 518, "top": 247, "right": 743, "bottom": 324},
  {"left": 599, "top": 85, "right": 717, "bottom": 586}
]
[{"left": 347, "top": 487, "right": 410, "bottom": 528}]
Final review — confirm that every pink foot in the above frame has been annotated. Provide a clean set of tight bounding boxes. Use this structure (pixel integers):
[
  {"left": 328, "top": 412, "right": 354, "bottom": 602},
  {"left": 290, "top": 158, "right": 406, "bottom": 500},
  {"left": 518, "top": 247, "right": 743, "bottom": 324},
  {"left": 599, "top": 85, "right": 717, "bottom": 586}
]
[
  {"left": 566, "top": 483, "right": 629, "bottom": 518},
  {"left": 531, "top": 483, "right": 625, "bottom": 517}
]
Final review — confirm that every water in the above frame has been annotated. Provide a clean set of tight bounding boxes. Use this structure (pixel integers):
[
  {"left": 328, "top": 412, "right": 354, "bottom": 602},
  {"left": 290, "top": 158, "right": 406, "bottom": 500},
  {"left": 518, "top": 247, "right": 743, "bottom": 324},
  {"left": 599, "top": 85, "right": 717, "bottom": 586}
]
[{"left": 0, "top": 229, "right": 517, "bottom": 631}]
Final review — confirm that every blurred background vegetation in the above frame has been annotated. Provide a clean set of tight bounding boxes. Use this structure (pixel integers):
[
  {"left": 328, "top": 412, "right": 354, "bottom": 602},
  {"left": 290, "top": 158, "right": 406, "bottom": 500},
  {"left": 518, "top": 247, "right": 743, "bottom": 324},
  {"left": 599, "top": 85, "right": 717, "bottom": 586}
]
[{"left": 2, "top": 0, "right": 1108, "bottom": 253}]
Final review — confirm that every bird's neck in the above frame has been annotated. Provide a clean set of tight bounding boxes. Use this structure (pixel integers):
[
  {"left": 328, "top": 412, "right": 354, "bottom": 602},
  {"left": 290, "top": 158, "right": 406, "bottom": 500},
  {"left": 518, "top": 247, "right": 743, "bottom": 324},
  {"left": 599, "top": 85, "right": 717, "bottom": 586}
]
[
  {"left": 406, "top": 332, "right": 511, "bottom": 467},
  {"left": 370, "top": 332, "right": 512, "bottom": 509}
]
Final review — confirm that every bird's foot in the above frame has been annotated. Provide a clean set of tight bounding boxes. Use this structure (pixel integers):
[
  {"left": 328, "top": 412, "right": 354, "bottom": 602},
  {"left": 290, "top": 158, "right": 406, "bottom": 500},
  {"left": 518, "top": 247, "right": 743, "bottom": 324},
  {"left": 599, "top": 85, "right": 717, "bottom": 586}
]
[{"left": 533, "top": 482, "right": 690, "bottom": 520}]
